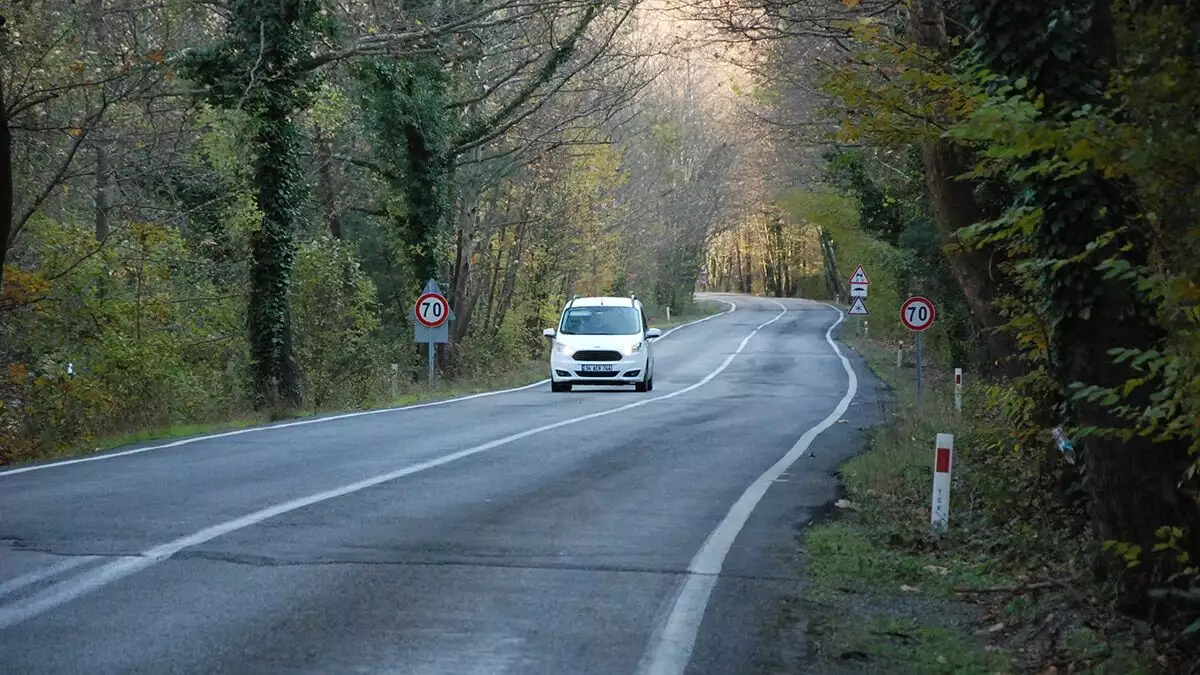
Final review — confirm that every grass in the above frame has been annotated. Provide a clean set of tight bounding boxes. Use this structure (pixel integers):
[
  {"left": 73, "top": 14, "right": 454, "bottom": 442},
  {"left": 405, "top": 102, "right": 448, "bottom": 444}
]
[
  {"left": 808, "top": 612, "right": 1013, "bottom": 675},
  {"left": 23, "top": 359, "right": 550, "bottom": 466},
  {"left": 23, "top": 301, "right": 725, "bottom": 466},
  {"left": 645, "top": 298, "right": 726, "bottom": 330},
  {"left": 795, "top": 327, "right": 1175, "bottom": 674},
  {"left": 806, "top": 523, "right": 1003, "bottom": 599}
]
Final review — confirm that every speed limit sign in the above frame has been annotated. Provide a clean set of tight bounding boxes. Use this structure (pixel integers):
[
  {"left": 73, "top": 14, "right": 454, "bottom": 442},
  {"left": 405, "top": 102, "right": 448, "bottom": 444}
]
[
  {"left": 900, "top": 296, "right": 936, "bottom": 332},
  {"left": 415, "top": 292, "right": 449, "bottom": 328}
]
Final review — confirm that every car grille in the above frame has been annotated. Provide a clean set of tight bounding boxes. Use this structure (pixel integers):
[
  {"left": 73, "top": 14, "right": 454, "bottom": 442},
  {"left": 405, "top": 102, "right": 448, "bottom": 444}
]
[
  {"left": 576, "top": 370, "right": 619, "bottom": 378},
  {"left": 573, "top": 350, "right": 622, "bottom": 362}
]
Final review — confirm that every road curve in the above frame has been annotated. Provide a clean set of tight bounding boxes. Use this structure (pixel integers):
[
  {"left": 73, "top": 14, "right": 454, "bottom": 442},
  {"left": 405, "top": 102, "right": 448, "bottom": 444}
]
[{"left": 0, "top": 294, "right": 882, "bottom": 674}]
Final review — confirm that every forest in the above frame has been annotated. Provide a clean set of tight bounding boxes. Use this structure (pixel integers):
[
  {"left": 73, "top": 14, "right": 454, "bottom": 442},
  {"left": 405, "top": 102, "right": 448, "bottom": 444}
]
[
  {"left": 1, "top": 0, "right": 784, "bottom": 459},
  {"left": 3, "top": 0, "right": 1198, "bottom": 663}
]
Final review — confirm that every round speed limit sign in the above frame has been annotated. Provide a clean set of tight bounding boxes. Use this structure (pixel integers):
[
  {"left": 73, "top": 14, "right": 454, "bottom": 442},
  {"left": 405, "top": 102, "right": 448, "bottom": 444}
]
[
  {"left": 900, "top": 296, "right": 936, "bottom": 332},
  {"left": 415, "top": 292, "right": 449, "bottom": 328}
]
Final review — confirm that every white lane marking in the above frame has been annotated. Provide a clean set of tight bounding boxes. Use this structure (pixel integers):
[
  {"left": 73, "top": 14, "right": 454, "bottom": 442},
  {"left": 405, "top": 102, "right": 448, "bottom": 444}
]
[
  {"left": 0, "top": 302, "right": 738, "bottom": 479},
  {"left": 635, "top": 301, "right": 858, "bottom": 675},
  {"left": 0, "top": 302, "right": 782, "bottom": 630},
  {"left": 0, "top": 556, "right": 99, "bottom": 600}
]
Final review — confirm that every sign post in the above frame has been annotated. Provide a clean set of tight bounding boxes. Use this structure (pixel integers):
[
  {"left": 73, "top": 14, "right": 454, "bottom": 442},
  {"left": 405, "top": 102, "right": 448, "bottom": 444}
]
[
  {"left": 410, "top": 279, "right": 455, "bottom": 385},
  {"left": 900, "top": 296, "right": 936, "bottom": 408},
  {"left": 931, "top": 433, "right": 954, "bottom": 533},
  {"left": 847, "top": 265, "right": 870, "bottom": 333},
  {"left": 954, "top": 368, "right": 963, "bottom": 414}
]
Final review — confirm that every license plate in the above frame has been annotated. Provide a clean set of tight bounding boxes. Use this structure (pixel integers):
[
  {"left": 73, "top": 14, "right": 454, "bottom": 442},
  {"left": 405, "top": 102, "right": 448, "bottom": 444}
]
[{"left": 579, "top": 364, "right": 616, "bottom": 373}]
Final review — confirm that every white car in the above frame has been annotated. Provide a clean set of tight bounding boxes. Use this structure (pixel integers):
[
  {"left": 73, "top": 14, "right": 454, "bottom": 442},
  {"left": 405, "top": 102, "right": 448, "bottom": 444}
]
[{"left": 543, "top": 295, "right": 663, "bottom": 393}]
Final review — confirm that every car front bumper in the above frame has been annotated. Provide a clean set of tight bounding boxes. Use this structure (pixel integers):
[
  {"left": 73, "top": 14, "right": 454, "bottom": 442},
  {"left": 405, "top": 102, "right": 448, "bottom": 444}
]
[{"left": 550, "top": 352, "right": 648, "bottom": 384}]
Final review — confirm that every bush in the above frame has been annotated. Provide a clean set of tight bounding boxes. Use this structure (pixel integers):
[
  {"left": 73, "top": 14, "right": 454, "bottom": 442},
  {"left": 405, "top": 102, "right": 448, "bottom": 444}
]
[{"left": 291, "top": 237, "right": 386, "bottom": 409}]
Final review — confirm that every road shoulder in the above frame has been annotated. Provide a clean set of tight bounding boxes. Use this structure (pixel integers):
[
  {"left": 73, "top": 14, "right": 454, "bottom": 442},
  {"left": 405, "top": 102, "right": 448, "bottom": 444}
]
[{"left": 781, "top": 330, "right": 1173, "bottom": 675}]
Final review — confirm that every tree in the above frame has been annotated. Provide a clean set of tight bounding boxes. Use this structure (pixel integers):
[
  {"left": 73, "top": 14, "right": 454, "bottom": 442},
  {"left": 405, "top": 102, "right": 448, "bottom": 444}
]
[
  {"left": 181, "top": 0, "right": 336, "bottom": 409},
  {"left": 954, "top": 0, "right": 1200, "bottom": 602}
]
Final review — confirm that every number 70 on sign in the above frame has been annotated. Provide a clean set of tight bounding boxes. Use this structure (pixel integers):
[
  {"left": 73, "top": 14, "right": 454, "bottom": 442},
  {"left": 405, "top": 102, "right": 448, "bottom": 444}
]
[{"left": 900, "top": 296, "right": 936, "bottom": 332}]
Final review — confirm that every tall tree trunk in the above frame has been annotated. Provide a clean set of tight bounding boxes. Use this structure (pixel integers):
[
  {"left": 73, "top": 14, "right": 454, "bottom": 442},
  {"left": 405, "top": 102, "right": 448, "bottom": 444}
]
[
  {"left": 312, "top": 124, "right": 342, "bottom": 239},
  {"left": 965, "top": 0, "right": 1200, "bottom": 602},
  {"left": 494, "top": 215, "right": 528, "bottom": 331},
  {"left": 95, "top": 145, "right": 110, "bottom": 241},
  {"left": 449, "top": 223, "right": 473, "bottom": 344},
  {"left": 911, "top": 0, "right": 1022, "bottom": 376},
  {"left": 248, "top": 98, "right": 303, "bottom": 409},
  {"left": 0, "top": 93, "right": 11, "bottom": 294},
  {"left": 482, "top": 224, "right": 506, "bottom": 332}
]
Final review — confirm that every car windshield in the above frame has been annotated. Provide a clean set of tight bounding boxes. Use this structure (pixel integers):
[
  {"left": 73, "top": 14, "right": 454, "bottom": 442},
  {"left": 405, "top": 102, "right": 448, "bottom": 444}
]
[{"left": 560, "top": 306, "right": 642, "bottom": 335}]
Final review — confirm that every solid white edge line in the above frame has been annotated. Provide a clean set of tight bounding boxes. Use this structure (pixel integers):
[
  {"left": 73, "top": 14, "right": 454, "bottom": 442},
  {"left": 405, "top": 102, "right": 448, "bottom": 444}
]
[
  {"left": 0, "top": 299, "right": 774, "bottom": 630},
  {"left": 635, "top": 301, "right": 858, "bottom": 675},
  {"left": 0, "top": 300, "right": 738, "bottom": 479}
]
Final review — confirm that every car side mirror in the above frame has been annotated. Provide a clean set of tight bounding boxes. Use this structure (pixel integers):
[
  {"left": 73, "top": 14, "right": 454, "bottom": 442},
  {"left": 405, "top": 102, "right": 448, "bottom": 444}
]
[
  {"left": 645, "top": 328, "right": 663, "bottom": 340},
  {"left": 543, "top": 328, "right": 557, "bottom": 339}
]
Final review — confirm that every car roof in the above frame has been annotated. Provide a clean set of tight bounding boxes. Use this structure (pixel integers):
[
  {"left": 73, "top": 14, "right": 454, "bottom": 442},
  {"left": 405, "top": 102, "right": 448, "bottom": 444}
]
[{"left": 565, "top": 296, "right": 640, "bottom": 309}]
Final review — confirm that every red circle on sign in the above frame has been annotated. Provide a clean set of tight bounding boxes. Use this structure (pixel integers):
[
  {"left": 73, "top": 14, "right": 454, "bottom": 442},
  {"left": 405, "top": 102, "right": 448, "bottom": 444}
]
[
  {"left": 415, "top": 292, "right": 449, "bottom": 328},
  {"left": 900, "top": 296, "right": 936, "bottom": 332}
]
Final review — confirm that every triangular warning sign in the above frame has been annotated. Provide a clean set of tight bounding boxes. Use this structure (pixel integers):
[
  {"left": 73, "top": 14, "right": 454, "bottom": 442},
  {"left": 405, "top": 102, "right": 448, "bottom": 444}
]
[
  {"left": 848, "top": 264, "right": 870, "bottom": 285},
  {"left": 848, "top": 297, "right": 869, "bottom": 315}
]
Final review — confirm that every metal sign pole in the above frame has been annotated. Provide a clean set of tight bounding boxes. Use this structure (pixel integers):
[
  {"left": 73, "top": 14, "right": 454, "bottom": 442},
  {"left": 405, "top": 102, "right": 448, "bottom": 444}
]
[
  {"left": 427, "top": 340, "right": 436, "bottom": 385},
  {"left": 915, "top": 332, "right": 924, "bottom": 409}
]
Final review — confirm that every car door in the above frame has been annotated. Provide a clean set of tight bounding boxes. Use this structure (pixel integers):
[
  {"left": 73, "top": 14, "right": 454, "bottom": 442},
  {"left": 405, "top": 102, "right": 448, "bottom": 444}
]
[{"left": 640, "top": 306, "right": 653, "bottom": 370}]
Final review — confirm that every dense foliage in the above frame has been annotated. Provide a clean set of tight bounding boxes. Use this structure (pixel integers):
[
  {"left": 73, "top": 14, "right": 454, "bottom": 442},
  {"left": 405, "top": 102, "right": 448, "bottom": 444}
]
[
  {"left": 693, "top": 0, "right": 1200, "bottom": 648},
  {"left": 819, "top": 0, "right": 1199, "bottom": 635},
  {"left": 0, "top": 0, "right": 763, "bottom": 459}
]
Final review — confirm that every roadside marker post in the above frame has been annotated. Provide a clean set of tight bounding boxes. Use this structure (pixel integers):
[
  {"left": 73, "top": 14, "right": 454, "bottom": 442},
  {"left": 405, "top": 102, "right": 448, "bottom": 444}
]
[
  {"left": 896, "top": 341, "right": 903, "bottom": 367},
  {"left": 931, "top": 433, "right": 954, "bottom": 532},
  {"left": 900, "top": 296, "right": 936, "bottom": 408},
  {"left": 409, "top": 279, "right": 455, "bottom": 385},
  {"left": 954, "top": 368, "right": 962, "bottom": 414}
]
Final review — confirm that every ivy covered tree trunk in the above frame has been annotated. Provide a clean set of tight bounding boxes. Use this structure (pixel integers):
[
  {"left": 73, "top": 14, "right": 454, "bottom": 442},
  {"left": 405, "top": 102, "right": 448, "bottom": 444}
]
[
  {"left": 359, "top": 58, "right": 456, "bottom": 290},
  {"left": 248, "top": 102, "right": 304, "bottom": 407},
  {"left": 180, "top": 0, "right": 330, "bottom": 410},
  {"left": 0, "top": 100, "right": 11, "bottom": 293},
  {"left": 403, "top": 118, "right": 451, "bottom": 283},
  {"left": 910, "top": 0, "right": 1022, "bottom": 377},
  {"left": 968, "top": 0, "right": 1200, "bottom": 603}
]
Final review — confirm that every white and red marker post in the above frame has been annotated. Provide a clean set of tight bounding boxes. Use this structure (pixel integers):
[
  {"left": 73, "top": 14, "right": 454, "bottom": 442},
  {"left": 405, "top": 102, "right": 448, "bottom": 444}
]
[
  {"left": 954, "top": 368, "right": 963, "bottom": 414},
  {"left": 931, "top": 433, "right": 954, "bottom": 532}
]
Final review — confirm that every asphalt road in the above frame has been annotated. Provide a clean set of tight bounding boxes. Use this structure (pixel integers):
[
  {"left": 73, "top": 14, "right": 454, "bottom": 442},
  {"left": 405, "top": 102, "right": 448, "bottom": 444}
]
[{"left": 0, "top": 294, "right": 883, "bottom": 675}]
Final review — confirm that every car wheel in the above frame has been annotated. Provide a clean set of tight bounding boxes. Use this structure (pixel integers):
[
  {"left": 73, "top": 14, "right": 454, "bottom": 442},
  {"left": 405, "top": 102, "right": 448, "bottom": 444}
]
[
  {"left": 635, "top": 372, "right": 650, "bottom": 393},
  {"left": 551, "top": 382, "right": 572, "bottom": 393},
  {"left": 646, "top": 376, "right": 654, "bottom": 392}
]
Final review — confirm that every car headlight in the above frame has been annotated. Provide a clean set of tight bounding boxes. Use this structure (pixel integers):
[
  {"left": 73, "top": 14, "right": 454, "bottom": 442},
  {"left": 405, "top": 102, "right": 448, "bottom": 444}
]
[
  {"left": 555, "top": 342, "right": 575, "bottom": 357},
  {"left": 622, "top": 341, "right": 644, "bottom": 356}
]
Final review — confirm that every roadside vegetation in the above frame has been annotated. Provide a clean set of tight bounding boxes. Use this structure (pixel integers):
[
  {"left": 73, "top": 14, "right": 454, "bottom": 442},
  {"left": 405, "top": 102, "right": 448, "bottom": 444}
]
[
  {"left": 0, "top": 0, "right": 746, "bottom": 464},
  {"left": 691, "top": 0, "right": 1199, "bottom": 670},
  {"left": 799, "top": 335, "right": 1180, "bottom": 673}
]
